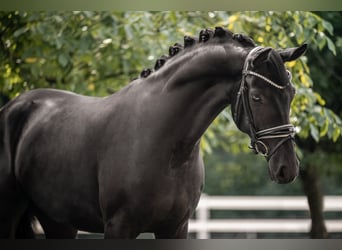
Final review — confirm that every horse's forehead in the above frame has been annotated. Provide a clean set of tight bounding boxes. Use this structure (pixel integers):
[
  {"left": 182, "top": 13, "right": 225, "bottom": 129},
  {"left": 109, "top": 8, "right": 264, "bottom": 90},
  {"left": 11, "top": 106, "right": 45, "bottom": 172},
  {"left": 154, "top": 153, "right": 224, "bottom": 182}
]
[
  {"left": 259, "top": 50, "right": 287, "bottom": 79},
  {"left": 269, "top": 50, "right": 284, "bottom": 64}
]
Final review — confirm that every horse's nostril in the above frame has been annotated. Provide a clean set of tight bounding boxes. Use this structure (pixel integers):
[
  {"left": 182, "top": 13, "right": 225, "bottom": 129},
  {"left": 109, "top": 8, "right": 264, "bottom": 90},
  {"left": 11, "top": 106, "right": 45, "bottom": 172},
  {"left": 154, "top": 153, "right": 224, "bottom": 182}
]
[
  {"left": 276, "top": 165, "right": 291, "bottom": 184},
  {"left": 278, "top": 165, "right": 286, "bottom": 179},
  {"left": 276, "top": 164, "right": 299, "bottom": 183}
]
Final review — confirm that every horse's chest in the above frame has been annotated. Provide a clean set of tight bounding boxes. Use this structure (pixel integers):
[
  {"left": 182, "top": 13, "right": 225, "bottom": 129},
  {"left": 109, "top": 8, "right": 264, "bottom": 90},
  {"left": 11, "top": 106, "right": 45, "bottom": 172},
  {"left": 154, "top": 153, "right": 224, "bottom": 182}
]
[{"left": 131, "top": 172, "right": 203, "bottom": 230}]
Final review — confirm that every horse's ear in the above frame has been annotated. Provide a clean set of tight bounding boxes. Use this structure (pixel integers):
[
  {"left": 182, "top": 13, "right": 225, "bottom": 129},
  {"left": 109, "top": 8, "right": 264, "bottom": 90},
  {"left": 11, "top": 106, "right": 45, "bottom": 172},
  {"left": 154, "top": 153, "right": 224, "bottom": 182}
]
[
  {"left": 277, "top": 44, "right": 308, "bottom": 62},
  {"left": 252, "top": 47, "right": 272, "bottom": 66}
]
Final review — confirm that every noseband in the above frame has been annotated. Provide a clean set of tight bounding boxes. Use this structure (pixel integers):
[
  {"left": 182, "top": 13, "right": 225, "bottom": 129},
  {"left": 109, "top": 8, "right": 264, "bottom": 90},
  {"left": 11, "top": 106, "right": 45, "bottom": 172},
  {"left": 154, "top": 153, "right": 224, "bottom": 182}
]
[{"left": 234, "top": 46, "right": 296, "bottom": 161}]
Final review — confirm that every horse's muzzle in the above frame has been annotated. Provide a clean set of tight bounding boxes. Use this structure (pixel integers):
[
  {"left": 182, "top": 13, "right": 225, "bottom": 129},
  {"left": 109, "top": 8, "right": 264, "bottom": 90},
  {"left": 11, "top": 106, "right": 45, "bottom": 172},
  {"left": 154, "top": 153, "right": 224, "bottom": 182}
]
[{"left": 268, "top": 155, "right": 299, "bottom": 184}]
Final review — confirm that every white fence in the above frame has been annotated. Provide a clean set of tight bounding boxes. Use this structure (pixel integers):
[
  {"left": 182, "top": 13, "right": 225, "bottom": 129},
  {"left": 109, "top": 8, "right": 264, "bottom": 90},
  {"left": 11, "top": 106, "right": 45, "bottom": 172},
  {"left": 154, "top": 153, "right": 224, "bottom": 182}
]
[{"left": 188, "top": 195, "right": 342, "bottom": 239}]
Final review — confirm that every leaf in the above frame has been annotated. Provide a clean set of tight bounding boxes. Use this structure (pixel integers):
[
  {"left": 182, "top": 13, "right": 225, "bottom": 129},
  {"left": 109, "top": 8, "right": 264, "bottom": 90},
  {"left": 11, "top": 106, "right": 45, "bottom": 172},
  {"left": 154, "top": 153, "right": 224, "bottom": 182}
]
[
  {"left": 286, "top": 61, "right": 296, "bottom": 68},
  {"left": 200, "top": 137, "right": 212, "bottom": 155},
  {"left": 300, "top": 73, "right": 313, "bottom": 87},
  {"left": 13, "top": 27, "right": 28, "bottom": 37},
  {"left": 25, "top": 57, "right": 38, "bottom": 64},
  {"left": 30, "top": 65, "right": 40, "bottom": 78},
  {"left": 317, "top": 35, "right": 326, "bottom": 50},
  {"left": 294, "top": 23, "right": 304, "bottom": 44},
  {"left": 124, "top": 24, "right": 133, "bottom": 40},
  {"left": 332, "top": 126, "right": 341, "bottom": 142},
  {"left": 322, "top": 20, "right": 334, "bottom": 36},
  {"left": 87, "top": 83, "right": 95, "bottom": 91},
  {"left": 79, "top": 35, "right": 93, "bottom": 52},
  {"left": 320, "top": 119, "right": 329, "bottom": 137},
  {"left": 336, "top": 37, "right": 342, "bottom": 48},
  {"left": 326, "top": 37, "right": 336, "bottom": 56},
  {"left": 314, "top": 93, "right": 326, "bottom": 106},
  {"left": 58, "top": 53, "right": 69, "bottom": 68},
  {"left": 229, "top": 14, "right": 238, "bottom": 23},
  {"left": 309, "top": 123, "right": 320, "bottom": 142},
  {"left": 55, "top": 37, "right": 63, "bottom": 49}
]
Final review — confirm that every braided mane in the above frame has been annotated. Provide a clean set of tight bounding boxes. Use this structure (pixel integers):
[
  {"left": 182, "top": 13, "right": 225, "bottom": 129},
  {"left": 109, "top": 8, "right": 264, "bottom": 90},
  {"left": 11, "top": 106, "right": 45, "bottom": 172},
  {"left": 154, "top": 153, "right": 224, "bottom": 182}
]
[{"left": 140, "top": 27, "right": 256, "bottom": 78}]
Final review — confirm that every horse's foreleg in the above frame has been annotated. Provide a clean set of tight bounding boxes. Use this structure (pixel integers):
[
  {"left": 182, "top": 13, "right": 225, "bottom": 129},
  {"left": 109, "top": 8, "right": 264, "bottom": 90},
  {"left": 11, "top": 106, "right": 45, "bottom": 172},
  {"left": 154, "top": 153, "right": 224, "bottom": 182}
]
[
  {"left": 35, "top": 211, "right": 77, "bottom": 239},
  {"left": 154, "top": 221, "right": 189, "bottom": 239},
  {"left": 15, "top": 209, "right": 35, "bottom": 238},
  {"left": 0, "top": 195, "right": 29, "bottom": 239},
  {"left": 0, "top": 206, "right": 15, "bottom": 238},
  {"left": 104, "top": 210, "right": 139, "bottom": 239}
]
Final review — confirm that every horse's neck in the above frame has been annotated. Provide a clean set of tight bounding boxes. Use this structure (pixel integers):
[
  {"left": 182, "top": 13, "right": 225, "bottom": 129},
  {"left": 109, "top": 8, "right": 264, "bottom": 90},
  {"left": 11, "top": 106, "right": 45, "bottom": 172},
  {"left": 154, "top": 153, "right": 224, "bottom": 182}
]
[
  {"left": 154, "top": 44, "right": 246, "bottom": 91},
  {"left": 112, "top": 44, "right": 246, "bottom": 150}
]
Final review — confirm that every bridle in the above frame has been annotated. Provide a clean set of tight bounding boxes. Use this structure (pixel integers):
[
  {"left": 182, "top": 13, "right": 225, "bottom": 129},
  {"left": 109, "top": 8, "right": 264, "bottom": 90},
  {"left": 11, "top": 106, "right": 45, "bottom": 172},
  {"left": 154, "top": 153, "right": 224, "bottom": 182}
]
[{"left": 233, "top": 46, "right": 296, "bottom": 161}]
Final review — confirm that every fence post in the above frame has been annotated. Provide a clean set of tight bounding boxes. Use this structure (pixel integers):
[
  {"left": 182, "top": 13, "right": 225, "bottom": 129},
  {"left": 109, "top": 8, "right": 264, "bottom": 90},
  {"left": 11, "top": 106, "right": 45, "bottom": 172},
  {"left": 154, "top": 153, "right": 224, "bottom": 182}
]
[{"left": 197, "top": 193, "right": 209, "bottom": 239}]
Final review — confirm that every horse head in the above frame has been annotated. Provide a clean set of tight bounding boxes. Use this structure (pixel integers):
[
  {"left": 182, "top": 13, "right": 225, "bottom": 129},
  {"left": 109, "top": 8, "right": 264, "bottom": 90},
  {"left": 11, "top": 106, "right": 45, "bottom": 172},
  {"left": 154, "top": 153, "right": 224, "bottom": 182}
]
[{"left": 232, "top": 43, "right": 307, "bottom": 184}]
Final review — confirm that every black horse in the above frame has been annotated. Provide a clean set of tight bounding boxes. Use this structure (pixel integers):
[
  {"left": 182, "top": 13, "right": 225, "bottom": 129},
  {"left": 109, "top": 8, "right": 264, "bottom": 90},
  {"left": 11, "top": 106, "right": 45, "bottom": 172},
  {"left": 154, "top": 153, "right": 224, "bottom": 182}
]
[{"left": 0, "top": 27, "right": 307, "bottom": 239}]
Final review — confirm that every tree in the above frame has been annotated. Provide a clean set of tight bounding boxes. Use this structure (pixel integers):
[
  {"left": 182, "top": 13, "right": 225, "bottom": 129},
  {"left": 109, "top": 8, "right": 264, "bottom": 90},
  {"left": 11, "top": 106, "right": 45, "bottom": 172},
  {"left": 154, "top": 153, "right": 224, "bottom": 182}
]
[{"left": 294, "top": 11, "right": 342, "bottom": 238}]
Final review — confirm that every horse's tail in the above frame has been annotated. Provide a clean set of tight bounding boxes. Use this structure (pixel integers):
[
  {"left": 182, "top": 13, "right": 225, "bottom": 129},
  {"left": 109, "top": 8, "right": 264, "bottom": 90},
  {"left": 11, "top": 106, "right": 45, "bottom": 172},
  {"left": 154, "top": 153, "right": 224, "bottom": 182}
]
[
  {"left": 0, "top": 101, "right": 8, "bottom": 170},
  {"left": 0, "top": 98, "right": 13, "bottom": 182},
  {"left": 0, "top": 94, "right": 40, "bottom": 180},
  {"left": 0, "top": 96, "right": 38, "bottom": 238}
]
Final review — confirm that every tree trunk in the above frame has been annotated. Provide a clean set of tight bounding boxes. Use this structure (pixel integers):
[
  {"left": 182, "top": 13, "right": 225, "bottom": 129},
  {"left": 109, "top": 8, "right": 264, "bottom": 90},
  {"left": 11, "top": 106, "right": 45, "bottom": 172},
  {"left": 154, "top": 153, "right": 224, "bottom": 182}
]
[{"left": 300, "top": 166, "right": 328, "bottom": 238}]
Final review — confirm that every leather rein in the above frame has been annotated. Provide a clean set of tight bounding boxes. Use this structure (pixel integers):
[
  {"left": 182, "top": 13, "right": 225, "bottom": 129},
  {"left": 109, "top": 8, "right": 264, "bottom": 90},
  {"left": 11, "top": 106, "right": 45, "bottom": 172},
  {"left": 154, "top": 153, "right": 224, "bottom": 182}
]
[{"left": 233, "top": 46, "right": 296, "bottom": 161}]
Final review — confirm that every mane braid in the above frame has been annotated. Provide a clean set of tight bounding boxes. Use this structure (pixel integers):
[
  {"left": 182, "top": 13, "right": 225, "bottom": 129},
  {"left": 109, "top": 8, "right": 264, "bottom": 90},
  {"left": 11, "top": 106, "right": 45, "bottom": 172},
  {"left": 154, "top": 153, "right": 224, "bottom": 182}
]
[
  {"left": 139, "top": 27, "right": 256, "bottom": 78},
  {"left": 233, "top": 33, "right": 256, "bottom": 47}
]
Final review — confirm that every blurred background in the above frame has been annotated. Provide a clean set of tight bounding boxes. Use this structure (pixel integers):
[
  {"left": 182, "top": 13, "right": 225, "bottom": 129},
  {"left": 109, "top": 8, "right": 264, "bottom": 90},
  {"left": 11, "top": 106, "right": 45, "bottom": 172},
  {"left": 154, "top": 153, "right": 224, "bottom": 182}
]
[{"left": 1, "top": 11, "right": 341, "bottom": 239}]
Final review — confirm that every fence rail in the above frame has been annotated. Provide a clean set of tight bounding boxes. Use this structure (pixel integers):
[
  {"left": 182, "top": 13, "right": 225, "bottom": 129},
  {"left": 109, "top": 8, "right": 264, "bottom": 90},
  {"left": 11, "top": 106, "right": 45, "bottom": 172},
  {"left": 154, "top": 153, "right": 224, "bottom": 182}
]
[{"left": 189, "top": 195, "right": 342, "bottom": 238}]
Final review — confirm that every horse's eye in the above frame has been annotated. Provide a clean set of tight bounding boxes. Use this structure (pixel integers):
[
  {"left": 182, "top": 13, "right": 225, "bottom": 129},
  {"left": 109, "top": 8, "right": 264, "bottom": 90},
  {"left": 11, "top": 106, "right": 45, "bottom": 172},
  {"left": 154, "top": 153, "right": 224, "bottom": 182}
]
[
  {"left": 286, "top": 70, "right": 292, "bottom": 81},
  {"left": 252, "top": 95, "right": 262, "bottom": 102}
]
